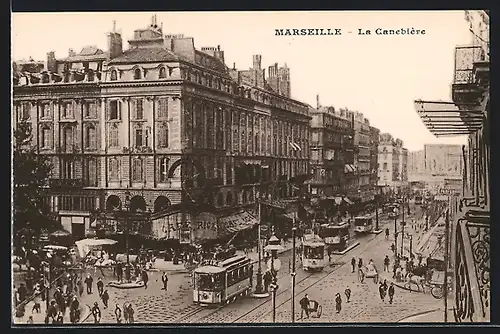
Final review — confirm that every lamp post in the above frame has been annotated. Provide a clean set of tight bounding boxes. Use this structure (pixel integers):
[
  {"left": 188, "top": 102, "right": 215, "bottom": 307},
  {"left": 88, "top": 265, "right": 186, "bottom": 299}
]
[
  {"left": 400, "top": 221, "right": 406, "bottom": 258},
  {"left": 408, "top": 233, "right": 414, "bottom": 259},
  {"left": 252, "top": 199, "right": 269, "bottom": 298},
  {"left": 375, "top": 194, "right": 379, "bottom": 231},
  {"left": 291, "top": 215, "right": 297, "bottom": 323},
  {"left": 393, "top": 208, "right": 398, "bottom": 257},
  {"left": 264, "top": 229, "right": 283, "bottom": 323},
  {"left": 43, "top": 254, "right": 52, "bottom": 310},
  {"left": 123, "top": 191, "right": 131, "bottom": 283}
]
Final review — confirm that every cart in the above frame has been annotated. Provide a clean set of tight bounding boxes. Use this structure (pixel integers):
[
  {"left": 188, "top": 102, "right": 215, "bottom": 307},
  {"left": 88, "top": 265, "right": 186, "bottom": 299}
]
[
  {"left": 428, "top": 270, "right": 453, "bottom": 299},
  {"left": 365, "top": 264, "right": 379, "bottom": 284},
  {"left": 306, "top": 299, "right": 322, "bottom": 318}
]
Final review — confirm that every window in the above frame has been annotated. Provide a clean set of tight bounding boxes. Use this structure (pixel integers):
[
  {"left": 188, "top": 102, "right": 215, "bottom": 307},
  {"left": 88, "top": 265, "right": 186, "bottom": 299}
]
[
  {"left": 109, "top": 125, "right": 119, "bottom": 148},
  {"left": 62, "top": 102, "right": 73, "bottom": 118},
  {"left": 21, "top": 103, "right": 31, "bottom": 120},
  {"left": 62, "top": 126, "right": 74, "bottom": 151},
  {"left": 134, "top": 68, "right": 142, "bottom": 80},
  {"left": 110, "top": 70, "right": 118, "bottom": 81},
  {"left": 159, "top": 157, "right": 169, "bottom": 182},
  {"left": 159, "top": 67, "right": 167, "bottom": 79},
  {"left": 109, "top": 158, "right": 119, "bottom": 180},
  {"left": 135, "top": 99, "right": 144, "bottom": 119},
  {"left": 85, "top": 158, "right": 97, "bottom": 186},
  {"left": 158, "top": 124, "right": 169, "bottom": 148},
  {"left": 132, "top": 158, "right": 143, "bottom": 181},
  {"left": 84, "top": 101, "right": 97, "bottom": 118},
  {"left": 226, "top": 192, "right": 233, "bottom": 206},
  {"left": 87, "top": 70, "right": 95, "bottom": 82},
  {"left": 157, "top": 99, "right": 168, "bottom": 119},
  {"left": 135, "top": 128, "right": 144, "bottom": 147},
  {"left": 85, "top": 125, "right": 97, "bottom": 149},
  {"left": 109, "top": 101, "right": 120, "bottom": 120},
  {"left": 41, "top": 103, "right": 50, "bottom": 118},
  {"left": 41, "top": 127, "right": 51, "bottom": 148},
  {"left": 61, "top": 158, "right": 74, "bottom": 179}
]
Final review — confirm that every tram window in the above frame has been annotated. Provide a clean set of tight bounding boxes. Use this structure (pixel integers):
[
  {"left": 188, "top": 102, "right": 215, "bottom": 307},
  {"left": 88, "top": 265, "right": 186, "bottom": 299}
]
[{"left": 196, "top": 273, "right": 223, "bottom": 291}]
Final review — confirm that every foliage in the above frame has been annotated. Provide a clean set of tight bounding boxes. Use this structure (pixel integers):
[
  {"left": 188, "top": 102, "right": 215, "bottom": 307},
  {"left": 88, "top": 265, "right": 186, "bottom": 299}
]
[{"left": 13, "top": 120, "right": 56, "bottom": 240}]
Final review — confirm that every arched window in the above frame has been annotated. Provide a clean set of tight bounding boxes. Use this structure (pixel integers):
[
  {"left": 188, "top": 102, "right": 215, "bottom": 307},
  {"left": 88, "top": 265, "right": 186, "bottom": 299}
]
[
  {"left": 158, "top": 124, "right": 169, "bottom": 148},
  {"left": 154, "top": 196, "right": 171, "bottom": 212},
  {"left": 85, "top": 125, "right": 97, "bottom": 149},
  {"left": 159, "top": 157, "right": 169, "bottom": 182},
  {"left": 105, "top": 195, "right": 121, "bottom": 211},
  {"left": 159, "top": 67, "right": 167, "bottom": 79},
  {"left": 110, "top": 70, "right": 118, "bottom": 81},
  {"left": 134, "top": 68, "right": 142, "bottom": 80},
  {"left": 108, "top": 125, "right": 119, "bottom": 148},
  {"left": 129, "top": 195, "right": 146, "bottom": 212}
]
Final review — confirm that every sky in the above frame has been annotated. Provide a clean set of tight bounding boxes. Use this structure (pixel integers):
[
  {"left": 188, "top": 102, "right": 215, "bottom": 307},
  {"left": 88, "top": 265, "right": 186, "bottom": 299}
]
[{"left": 11, "top": 11, "right": 473, "bottom": 151}]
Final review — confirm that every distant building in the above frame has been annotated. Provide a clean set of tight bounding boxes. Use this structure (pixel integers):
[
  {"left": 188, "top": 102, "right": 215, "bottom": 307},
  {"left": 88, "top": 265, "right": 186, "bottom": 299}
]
[
  {"left": 377, "top": 133, "right": 407, "bottom": 188},
  {"left": 407, "top": 144, "right": 463, "bottom": 188}
]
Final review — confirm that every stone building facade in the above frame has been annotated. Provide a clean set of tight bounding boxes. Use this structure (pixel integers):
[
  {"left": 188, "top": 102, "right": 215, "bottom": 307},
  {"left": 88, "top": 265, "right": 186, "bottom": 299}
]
[
  {"left": 12, "top": 17, "right": 311, "bottom": 242},
  {"left": 377, "top": 133, "right": 408, "bottom": 188}
]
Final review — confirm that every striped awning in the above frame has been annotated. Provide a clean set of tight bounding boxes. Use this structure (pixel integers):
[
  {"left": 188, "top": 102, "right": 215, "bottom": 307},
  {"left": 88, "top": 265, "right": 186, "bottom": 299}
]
[
  {"left": 217, "top": 211, "right": 258, "bottom": 236},
  {"left": 344, "top": 164, "right": 356, "bottom": 173},
  {"left": 414, "top": 100, "right": 484, "bottom": 137}
]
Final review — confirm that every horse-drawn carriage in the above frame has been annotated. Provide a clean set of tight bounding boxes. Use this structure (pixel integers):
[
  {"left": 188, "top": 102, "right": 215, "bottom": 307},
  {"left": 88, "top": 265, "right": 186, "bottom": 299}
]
[
  {"left": 358, "top": 262, "right": 379, "bottom": 284},
  {"left": 303, "top": 299, "right": 322, "bottom": 318}
]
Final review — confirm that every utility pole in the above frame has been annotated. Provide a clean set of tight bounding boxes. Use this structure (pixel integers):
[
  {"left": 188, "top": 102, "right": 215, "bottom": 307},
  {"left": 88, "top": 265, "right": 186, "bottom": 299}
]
[
  {"left": 375, "top": 195, "right": 379, "bottom": 231},
  {"left": 291, "top": 213, "right": 297, "bottom": 323},
  {"left": 400, "top": 220, "right": 406, "bottom": 257},
  {"left": 443, "top": 209, "right": 450, "bottom": 322},
  {"left": 394, "top": 213, "right": 398, "bottom": 257}
]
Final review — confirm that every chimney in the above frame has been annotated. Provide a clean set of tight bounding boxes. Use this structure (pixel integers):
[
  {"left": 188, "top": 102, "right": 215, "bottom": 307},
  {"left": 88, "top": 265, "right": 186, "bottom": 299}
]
[
  {"left": 107, "top": 22, "right": 123, "bottom": 60},
  {"left": 316, "top": 94, "right": 320, "bottom": 109},
  {"left": 233, "top": 62, "right": 236, "bottom": 70},
  {"left": 46, "top": 51, "right": 57, "bottom": 73},
  {"left": 253, "top": 55, "right": 262, "bottom": 70},
  {"left": 68, "top": 48, "right": 76, "bottom": 57}
]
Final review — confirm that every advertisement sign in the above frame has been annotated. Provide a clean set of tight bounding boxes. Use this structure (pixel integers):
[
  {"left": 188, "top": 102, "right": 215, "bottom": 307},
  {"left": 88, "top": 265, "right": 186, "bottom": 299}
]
[{"left": 192, "top": 212, "right": 218, "bottom": 241}]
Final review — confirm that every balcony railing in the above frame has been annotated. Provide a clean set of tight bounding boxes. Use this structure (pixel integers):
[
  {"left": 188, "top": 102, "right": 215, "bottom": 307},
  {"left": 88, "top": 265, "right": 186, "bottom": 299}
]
[
  {"left": 453, "top": 197, "right": 490, "bottom": 323},
  {"left": 454, "top": 45, "right": 487, "bottom": 85},
  {"left": 49, "top": 178, "right": 83, "bottom": 188}
]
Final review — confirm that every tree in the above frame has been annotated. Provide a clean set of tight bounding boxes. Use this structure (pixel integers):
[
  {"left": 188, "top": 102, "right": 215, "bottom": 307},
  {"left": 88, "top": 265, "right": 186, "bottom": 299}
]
[{"left": 13, "top": 120, "right": 57, "bottom": 246}]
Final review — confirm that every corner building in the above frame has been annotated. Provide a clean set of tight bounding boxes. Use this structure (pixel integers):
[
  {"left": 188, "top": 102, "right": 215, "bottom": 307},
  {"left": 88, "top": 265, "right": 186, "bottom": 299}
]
[{"left": 12, "top": 17, "right": 311, "bottom": 243}]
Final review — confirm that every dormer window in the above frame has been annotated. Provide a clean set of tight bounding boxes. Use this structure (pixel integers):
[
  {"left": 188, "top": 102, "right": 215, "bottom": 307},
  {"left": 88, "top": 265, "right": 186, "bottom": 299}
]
[
  {"left": 87, "top": 70, "right": 95, "bottom": 82},
  {"left": 42, "top": 73, "right": 50, "bottom": 83},
  {"left": 110, "top": 70, "right": 118, "bottom": 81},
  {"left": 159, "top": 67, "right": 167, "bottom": 79},
  {"left": 134, "top": 68, "right": 142, "bottom": 80}
]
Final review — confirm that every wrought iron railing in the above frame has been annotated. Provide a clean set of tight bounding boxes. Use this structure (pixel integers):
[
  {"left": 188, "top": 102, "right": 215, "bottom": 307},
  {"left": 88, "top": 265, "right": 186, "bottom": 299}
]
[
  {"left": 453, "top": 198, "right": 490, "bottom": 322},
  {"left": 454, "top": 45, "right": 487, "bottom": 85}
]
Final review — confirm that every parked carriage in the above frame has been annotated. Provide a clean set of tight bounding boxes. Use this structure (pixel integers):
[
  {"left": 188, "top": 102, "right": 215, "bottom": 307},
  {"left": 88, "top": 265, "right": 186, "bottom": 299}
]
[{"left": 192, "top": 255, "right": 253, "bottom": 306}]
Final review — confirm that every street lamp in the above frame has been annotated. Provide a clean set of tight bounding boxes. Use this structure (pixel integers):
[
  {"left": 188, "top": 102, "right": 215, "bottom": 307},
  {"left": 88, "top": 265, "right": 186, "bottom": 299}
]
[
  {"left": 42, "top": 252, "right": 54, "bottom": 310},
  {"left": 407, "top": 233, "right": 414, "bottom": 259},
  {"left": 123, "top": 191, "right": 131, "bottom": 283},
  {"left": 400, "top": 220, "right": 406, "bottom": 258},
  {"left": 291, "top": 216, "right": 297, "bottom": 323},
  {"left": 393, "top": 208, "right": 398, "bottom": 257},
  {"left": 264, "top": 230, "right": 283, "bottom": 323},
  {"left": 252, "top": 199, "right": 269, "bottom": 298}
]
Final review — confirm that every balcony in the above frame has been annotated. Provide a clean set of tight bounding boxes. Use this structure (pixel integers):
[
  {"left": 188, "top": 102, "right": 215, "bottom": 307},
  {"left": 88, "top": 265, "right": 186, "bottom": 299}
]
[
  {"left": 453, "top": 196, "right": 490, "bottom": 322},
  {"left": 452, "top": 45, "right": 489, "bottom": 107},
  {"left": 49, "top": 178, "right": 83, "bottom": 189}
]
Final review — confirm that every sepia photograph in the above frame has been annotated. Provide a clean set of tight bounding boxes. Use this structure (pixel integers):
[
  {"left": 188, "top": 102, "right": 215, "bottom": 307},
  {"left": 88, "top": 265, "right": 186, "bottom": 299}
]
[{"left": 11, "top": 10, "right": 490, "bottom": 325}]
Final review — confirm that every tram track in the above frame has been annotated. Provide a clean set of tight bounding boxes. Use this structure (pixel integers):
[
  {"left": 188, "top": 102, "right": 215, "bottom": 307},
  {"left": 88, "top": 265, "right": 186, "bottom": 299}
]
[
  {"left": 174, "top": 213, "right": 404, "bottom": 324},
  {"left": 228, "top": 232, "right": 386, "bottom": 323}
]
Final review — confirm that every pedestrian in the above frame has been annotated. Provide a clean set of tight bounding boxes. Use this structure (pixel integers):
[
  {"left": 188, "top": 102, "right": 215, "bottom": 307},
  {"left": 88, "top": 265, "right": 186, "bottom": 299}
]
[
  {"left": 18, "top": 283, "right": 27, "bottom": 304},
  {"left": 85, "top": 274, "right": 93, "bottom": 294},
  {"left": 91, "top": 302, "right": 101, "bottom": 324},
  {"left": 56, "top": 310, "right": 64, "bottom": 324},
  {"left": 388, "top": 282, "right": 395, "bottom": 304},
  {"left": 45, "top": 300, "right": 57, "bottom": 324},
  {"left": 382, "top": 279, "right": 388, "bottom": 293},
  {"left": 32, "top": 286, "right": 42, "bottom": 313},
  {"left": 335, "top": 293, "right": 342, "bottom": 313},
  {"left": 344, "top": 287, "right": 351, "bottom": 303},
  {"left": 77, "top": 277, "right": 84, "bottom": 297},
  {"left": 141, "top": 270, "right": 149, "bottom": 289},
  {"left": 101, "top": 289, "right": 109, "bottom": 309},
  {"left": 116, "top": 263, "right": 123, "bottom": 283},
  {"left": 384, "top": 255, "right": 390, "bottom": 272},
  {"left": 161, "top": 272, "right": 168, "bottom": 291},
  {"left": 385, "top": 228, "right": 390, "bottom": 240},
  {"left": 97, "top": 277, "right": 104, "bottom": 296},
  {"left": 27, "top": 316, "right": 34, "bottom": 324},
  {"left": 263, "top": 271, "right": 271, "bottom": 292},
  {"left": 115, "top": 304, "right": 122, "bottom": 324},
  {"left": 299, "top": 294, "right": 310, "bottom": 319},
  {"left": 123, "top": 303, "right": 129, "bottom": 324},
  {"left": 378, "top": 282, "right": 386, "bottom": 301},
  {"left": 127, "top": 304, "right": 135, "bottom": 323},
  {"left": 351, "top": 257, "right": 356, "bottom": 273},
  {"left": 357, "top": 258, "right": 363, "bottom": 270},
  {"left": 390, "top": 243, "right": 395, "bottom": 254}
]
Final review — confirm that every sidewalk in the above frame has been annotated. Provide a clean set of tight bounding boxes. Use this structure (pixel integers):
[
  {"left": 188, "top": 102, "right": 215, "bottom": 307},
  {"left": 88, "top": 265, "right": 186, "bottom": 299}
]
[{"left": 398, "top": 308, "right": 455, "bottom": 323}]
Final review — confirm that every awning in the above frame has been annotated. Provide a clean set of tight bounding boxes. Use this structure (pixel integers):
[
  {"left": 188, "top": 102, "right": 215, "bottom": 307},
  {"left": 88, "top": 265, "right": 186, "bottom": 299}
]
[
  {"left": 414, "top": 100, "right": 484, "bottom": 137},
  {"left": 344, "top": 164, "right": 356, "bottom": 173},
  {"left": 301, "top": 205, "right": 315, "bottom": 215},
  {"left": 344, "top": 197, "right": 354, "bottom": 205},
  {"left": 217, "top": 211, "right": 258, "bottom": 236},
  {"left": 281, "top": 212, "right": 300, "bottom": 221}
]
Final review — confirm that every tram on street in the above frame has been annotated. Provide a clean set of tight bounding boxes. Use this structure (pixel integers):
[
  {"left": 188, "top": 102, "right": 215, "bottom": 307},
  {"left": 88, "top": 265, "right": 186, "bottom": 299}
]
[
  {"left": 354, "top": 214, "right": 375, "bottom": 234},
  {"left": 301, "top": 234, "right": 326, "bottom": 272},
  {"left": 319, "top": 222, "right": 350, "bottom": 252},
  {"left": 192, "top": 254, "right": 253, "bottom": 306}
]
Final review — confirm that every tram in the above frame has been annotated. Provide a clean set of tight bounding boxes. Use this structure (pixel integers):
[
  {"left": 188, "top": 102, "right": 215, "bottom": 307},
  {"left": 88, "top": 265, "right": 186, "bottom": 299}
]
[
  {"left": 192, "top": 255, "right": 253, "bottom": 306},
  {"left": 319, "top": 222, "right": 350, "bottom": 252},
  {"left": 302, "top": 234, "right": 326, "bottom": 271},
  {"left": 354, "top": 214, "right": 375, "bottom": 234}
]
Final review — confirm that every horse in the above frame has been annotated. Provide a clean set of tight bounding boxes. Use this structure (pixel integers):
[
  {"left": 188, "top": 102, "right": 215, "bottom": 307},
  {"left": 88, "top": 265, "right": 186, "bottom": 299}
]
[{"left": 404, "top": 273, "right": 426, "bottom": 292}]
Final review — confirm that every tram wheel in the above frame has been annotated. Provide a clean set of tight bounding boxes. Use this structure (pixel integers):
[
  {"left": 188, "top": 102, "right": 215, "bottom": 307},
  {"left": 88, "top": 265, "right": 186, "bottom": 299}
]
[{"left": 317, "top": 305, "right": 322, "bottom": 318}]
